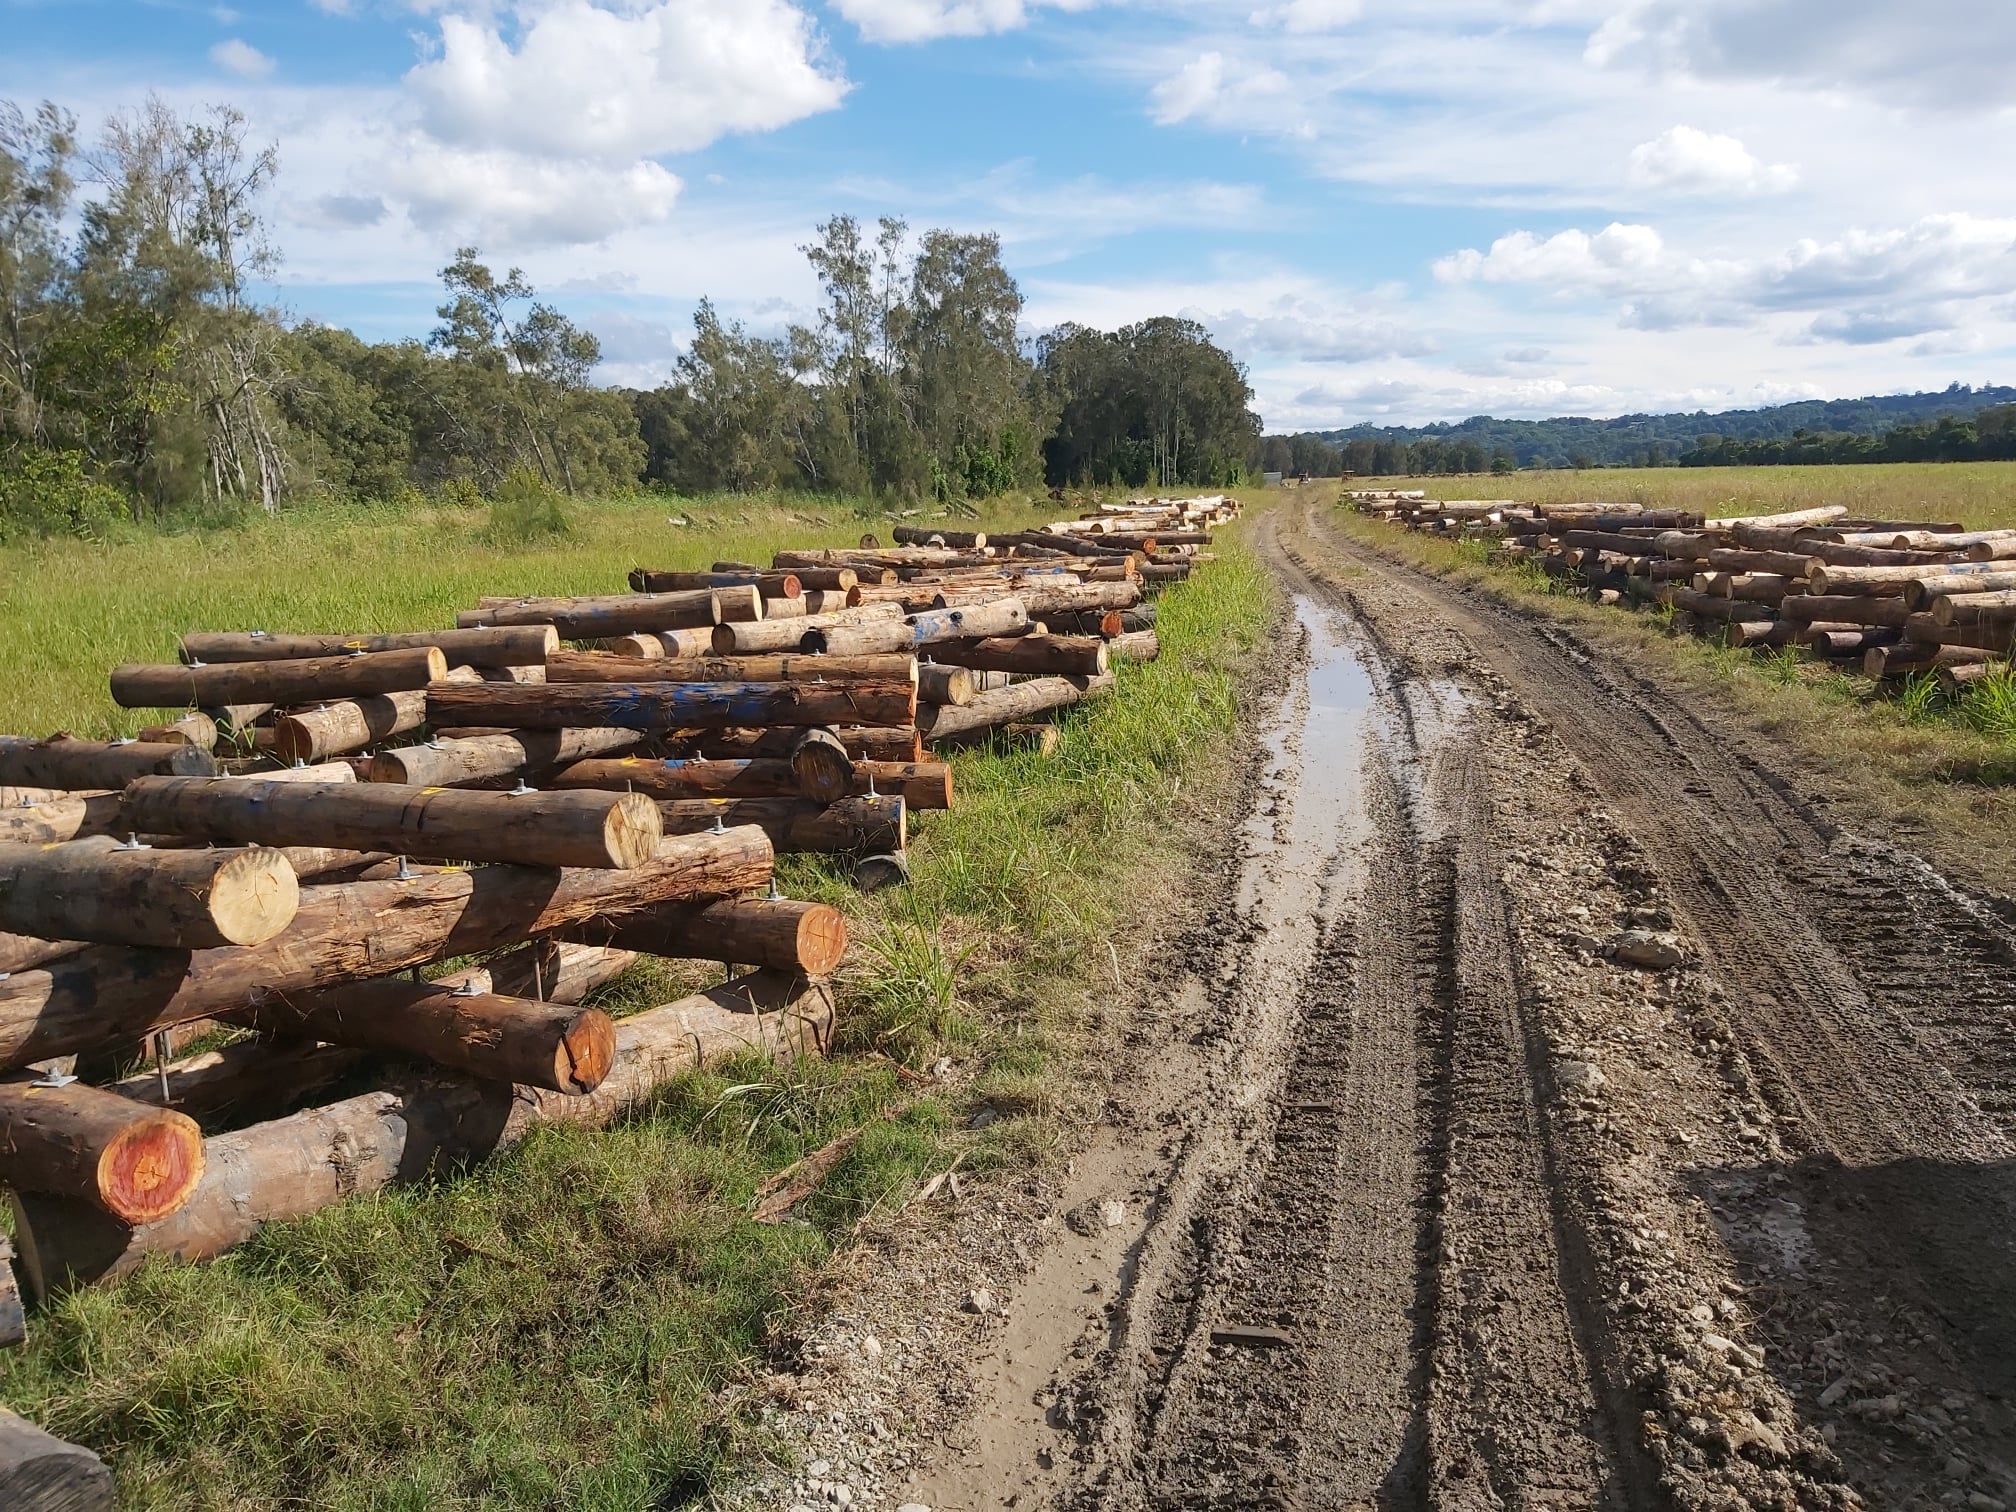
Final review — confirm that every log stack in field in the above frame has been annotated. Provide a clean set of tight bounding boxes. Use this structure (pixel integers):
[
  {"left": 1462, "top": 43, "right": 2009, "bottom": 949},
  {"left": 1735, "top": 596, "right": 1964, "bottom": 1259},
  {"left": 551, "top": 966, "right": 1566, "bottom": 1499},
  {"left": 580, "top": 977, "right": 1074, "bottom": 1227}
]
[
  {"left": 1345, "top": 489, "right": 2016, "bottom": 692},
  {"left": 0, "top": 491, "right": 1240, "bottom": 1323}
]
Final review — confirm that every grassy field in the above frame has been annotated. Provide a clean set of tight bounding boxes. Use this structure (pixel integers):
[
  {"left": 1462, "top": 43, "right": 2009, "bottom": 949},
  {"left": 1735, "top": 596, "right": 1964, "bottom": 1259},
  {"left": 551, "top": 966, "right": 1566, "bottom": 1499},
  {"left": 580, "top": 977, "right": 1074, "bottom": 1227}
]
[
  {"left": 0, "top": 489, "right": 1277, "bottom": 1507},
  {"left": 1354, "top": 460, "right": 2016, "bottom": 528}
]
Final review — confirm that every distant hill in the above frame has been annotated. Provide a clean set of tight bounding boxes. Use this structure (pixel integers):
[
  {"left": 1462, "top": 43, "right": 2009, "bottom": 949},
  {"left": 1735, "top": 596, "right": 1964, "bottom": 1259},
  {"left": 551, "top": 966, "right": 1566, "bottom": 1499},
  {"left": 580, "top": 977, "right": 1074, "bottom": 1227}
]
[{"left": 1298, "top": 383, "right": 2016, "bottom": 469}]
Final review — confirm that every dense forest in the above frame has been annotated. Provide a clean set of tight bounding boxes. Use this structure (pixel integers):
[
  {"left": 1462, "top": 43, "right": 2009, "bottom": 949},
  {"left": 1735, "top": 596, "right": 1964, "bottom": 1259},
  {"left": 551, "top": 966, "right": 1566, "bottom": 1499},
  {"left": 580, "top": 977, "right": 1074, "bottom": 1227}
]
[
  {"left": 0, "top": 95, "right": 1261, "bottom": 541},
  {"left": 1272, "top": 384, "right": 2016, "bottom": 475}
]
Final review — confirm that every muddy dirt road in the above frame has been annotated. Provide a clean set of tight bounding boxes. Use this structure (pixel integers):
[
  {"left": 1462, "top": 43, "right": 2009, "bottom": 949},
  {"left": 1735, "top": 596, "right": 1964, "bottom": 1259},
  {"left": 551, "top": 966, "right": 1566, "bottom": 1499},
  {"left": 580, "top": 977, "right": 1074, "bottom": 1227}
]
[{"left": 899, "top": 495, "right": 2016, "bottom": 1511}]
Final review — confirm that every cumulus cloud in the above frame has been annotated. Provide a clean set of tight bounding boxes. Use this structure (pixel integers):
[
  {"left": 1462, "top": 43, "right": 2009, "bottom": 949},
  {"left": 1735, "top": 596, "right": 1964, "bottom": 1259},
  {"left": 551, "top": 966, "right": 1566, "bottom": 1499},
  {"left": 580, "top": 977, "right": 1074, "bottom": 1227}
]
[
  {"left": 832, "top": 0, "right": 1096, "bottom": 44},
  {"left": 1627, "top": 126, "right": 1796, "bottom": 197},
  {"left": 1249, "top": 0, "right": 1363, "bottom": 32},
  {"left": 408, "top": 0, "right": 848, "bottom": 160},
  {"left": 1436, "top": 212, "right": 2016, "bottom": 347},
  {"left": 210, "top": 38, "right": 276, "bottom": 79},
  {"left": 385, "top": 144, "right": 683, "bottom": 245},
  {"left": 1588, "top": 0, "right": 2016, "bottom": 108}
]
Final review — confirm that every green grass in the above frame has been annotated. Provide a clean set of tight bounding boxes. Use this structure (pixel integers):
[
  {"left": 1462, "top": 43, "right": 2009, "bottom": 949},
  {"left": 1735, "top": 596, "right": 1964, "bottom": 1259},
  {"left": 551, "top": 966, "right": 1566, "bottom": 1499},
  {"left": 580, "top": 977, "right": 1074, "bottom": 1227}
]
[
  {"left": 0, "top": 491, "right": 1276, "bottom": 1507},
  {"left": 1355, "top": 460, "right": 2016, "bottom": 529}
]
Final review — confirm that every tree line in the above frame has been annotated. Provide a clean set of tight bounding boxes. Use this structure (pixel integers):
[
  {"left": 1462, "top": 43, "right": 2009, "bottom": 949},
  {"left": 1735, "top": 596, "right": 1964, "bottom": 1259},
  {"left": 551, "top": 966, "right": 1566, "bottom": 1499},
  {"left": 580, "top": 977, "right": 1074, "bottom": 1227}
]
[
  {"left": 1677, "top": 408, "right": 2016, "bottom": 467},
  {"left": 0, "top": 95, "right": 1261, "bottom": 541}
]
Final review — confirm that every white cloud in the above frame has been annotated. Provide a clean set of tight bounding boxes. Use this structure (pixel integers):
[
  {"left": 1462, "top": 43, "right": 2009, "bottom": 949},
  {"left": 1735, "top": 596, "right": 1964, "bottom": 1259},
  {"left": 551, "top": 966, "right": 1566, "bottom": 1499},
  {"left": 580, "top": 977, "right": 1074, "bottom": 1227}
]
[
  {"left": 1627, "top": 126, "right": 1796, "bottom": 197},
  {"left": 1434, "top": 222, "right": 1669, "bottom": 289},
  {"left": 209, "top": 38, "right": 275, "bottom": 79},
  {"left": 832, "top": 0, "right": 1096, "bottom": 44},
  {"left": 308, "top": 0, "right": 356, "bottom": 14},
  {"left": 1249, "top": 0, "right": 1363, "bottom": 32},
  {"left": 408, "top": 0, "right": 848, "bottom": 160},
  {"left": 384, "top": 143, "right": 683, "bottom": 245},
  {"left": 1588, "top": 0, "right": 2016, "bottom": 108},
  {"left": 1149, "top": 51, "right": 1289, "bottom": 127}
]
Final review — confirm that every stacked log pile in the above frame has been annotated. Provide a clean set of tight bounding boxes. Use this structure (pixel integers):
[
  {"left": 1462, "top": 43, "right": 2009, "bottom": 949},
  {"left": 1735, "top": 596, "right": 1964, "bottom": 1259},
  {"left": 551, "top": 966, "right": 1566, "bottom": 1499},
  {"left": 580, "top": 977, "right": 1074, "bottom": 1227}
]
[
  {"left": 0, "top": 492, "right": 1239, "bottom": 1318},
  {"left": 1347, "top": 492, "right": 2015, "bottom": 687}
]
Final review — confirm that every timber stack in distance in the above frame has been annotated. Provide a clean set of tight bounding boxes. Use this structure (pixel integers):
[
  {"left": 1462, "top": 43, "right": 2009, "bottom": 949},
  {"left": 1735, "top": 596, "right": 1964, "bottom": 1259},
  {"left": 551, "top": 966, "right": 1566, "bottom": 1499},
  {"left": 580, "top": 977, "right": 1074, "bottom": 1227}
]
[
  {"left": 1347, "top": 489, "right": 2016, "bottom": 688},
  {"left": 0, "top": 490, "right": 1237, "bottom": 1307}
]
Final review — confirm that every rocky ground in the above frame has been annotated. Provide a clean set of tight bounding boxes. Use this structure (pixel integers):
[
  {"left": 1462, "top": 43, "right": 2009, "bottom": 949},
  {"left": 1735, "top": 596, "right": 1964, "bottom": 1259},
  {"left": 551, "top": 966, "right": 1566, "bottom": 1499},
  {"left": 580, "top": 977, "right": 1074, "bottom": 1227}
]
[{"left": 732, "top": 496, "right": 2016, "bottom": 1511}]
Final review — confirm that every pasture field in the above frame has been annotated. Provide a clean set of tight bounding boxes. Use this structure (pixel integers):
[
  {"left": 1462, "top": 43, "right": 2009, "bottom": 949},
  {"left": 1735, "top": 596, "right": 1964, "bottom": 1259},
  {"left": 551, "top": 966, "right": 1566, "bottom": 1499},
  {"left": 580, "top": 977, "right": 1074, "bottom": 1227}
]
[{"left": 0, "top": 490, "right": 1275, "bottom": 1507}]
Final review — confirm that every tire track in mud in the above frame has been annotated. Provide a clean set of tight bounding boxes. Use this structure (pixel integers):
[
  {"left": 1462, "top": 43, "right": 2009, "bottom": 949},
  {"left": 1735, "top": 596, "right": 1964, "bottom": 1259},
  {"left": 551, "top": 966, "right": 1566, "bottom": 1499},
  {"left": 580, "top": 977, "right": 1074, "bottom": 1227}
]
[
  {"left": 1063, "top": 518, "right": 1644, "bottom": 1510},
  {"left": 1290, "top": 498, "right": 2016, "bottom": 1510}
]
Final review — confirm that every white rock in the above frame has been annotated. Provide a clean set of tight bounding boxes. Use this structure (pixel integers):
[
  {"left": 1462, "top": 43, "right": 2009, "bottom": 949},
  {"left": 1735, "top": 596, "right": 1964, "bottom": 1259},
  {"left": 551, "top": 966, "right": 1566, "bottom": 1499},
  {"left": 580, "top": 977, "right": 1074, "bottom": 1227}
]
[
  {"left": 1100, "top": 1199, "right": 1127, "bottom": 1229},
  {"left": 1613, "top": 930, "right": 1683, "bottom": 970},
  {"left": 830, "top": 1486, "right": 853, "bottom": 1508},
  {"left": 964, "top": 1288, "right": 996, "bottom": 1315},
  {"left": 898, "top": 1504, "right": 933, "bottom": 1512},
  {"left": 808, "top": 1459, "right": 831, "bottom": 1479},
  {"left": 860, "top": 1335, "right": 882, "bottom": 1359}
]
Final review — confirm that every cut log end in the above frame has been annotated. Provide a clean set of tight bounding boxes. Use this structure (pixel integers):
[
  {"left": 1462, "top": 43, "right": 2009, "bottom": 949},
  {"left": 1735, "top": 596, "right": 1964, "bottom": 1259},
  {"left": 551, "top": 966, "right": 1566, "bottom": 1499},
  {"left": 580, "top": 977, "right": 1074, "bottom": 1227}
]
[
  {"left": 99, "top": 1109, "right": 207, "bottom": 1224},
  {"left": 211, "top": 846, "right": 304, "bottom": 946},
  {"left": 559, "top": 1008, "right": 618, "bottom": 1094},
  {"left": 796, "top": 905, "right": 849, "bottom": 978},
  {"left": 605, "top": 792, "right": 666, "bottom": 870}
]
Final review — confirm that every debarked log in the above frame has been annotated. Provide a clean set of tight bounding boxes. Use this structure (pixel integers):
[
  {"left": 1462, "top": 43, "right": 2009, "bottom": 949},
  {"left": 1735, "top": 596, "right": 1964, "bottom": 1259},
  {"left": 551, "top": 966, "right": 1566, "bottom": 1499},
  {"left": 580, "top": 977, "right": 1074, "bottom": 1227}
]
[
  {"left": 0, "top": 827, "right": 775, "bottom": 1068},
  {"left": 111, "top": 647, "right": 446, "bottom": 709},
  {"left": 709, "top": 602, "right": 901, "bottom": 656},
  {"left": 801, "top": 599, "right": 1030, "bottom": 656},
  {"left": 0, "top": 790, "right": 126, "bottom": 846},
  {"left": 920, "top": 674, "right": 1118, "bottom": 741},
  {"left": 11, "top": 973, "right": 832, "bottom": 1295},
  {"left": 179, "top": 626, "right": 557, "bottom": 669},
  {"left": 929, "top": 633, "right": 1109, "bottom": 677},
  {"left": 458, "top": 587, "right": 748, "bottom": 638},
  {"left": 122, "top": 777, "right": 663, "bottom": 871},
  {"left": 547, "top": 649, "right": 915, "bottom": 686},
  {"left": 427, "top": 678, "right": 918, "bottom": 732},
  {"left": 0, "top": 1077, "right": 204, "bottom": 1223},
  {"left": 0, "top": 838, "right": 299, "bottom": 950}
]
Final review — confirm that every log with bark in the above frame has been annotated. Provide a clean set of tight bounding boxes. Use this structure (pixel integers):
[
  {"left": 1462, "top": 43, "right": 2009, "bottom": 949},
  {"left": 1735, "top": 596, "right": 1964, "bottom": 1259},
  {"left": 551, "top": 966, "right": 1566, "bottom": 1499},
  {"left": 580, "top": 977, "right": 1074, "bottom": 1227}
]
[
  {"left": 892, "top": 526, "right": 987, "bottom": 548},
  {"left": 268, "top": 665, "right": 485, "bottom": 763},
  {"left": 921, "top": 674, "right": 1116, "bottom": 741},
  {"left": 365, "top": 727, "right": 640, "bottom": 787},
  {"left": 426, "top": 678, "right": 918, "bottom": 732},
  {"left": 1802, "top": 627, "right": 1901, "bottom": 656},
  {"left": 654, "top": 795, "right": 905, "bottom": 854},
  {"left": 1809, "top": 561, "right": 2014, "bottom": 596},
  {"left": 700, "top": 726, "right": 923, "bottom": 764},
  {"left": 594, "top": 628, "right": 719, "bottom": 659},
  {"left": 137, "top": 711, "right": 218, "bottom": 750},
  {"left": 1780, "top": 594, "right": 1911, "bottom": 627},
  {"left": 0, "top": 1409, "right": 114, "bottom": 1510},
  {"left": 123, "top": 777, "right": 663, "bottom": 871},
  {"left": 1108, "top": 630, "right": 1161, "bottom": 663},
  {"left": 1931, "top": 589, "right": 2016, "bottom": 627},
  {"left": 0, "top": 1077, "right": 204, "bottom": 1222},
  {"left": 111, "top": 648, "right": 447, "bottom": 710},
  {"left": 555, "top": 898, "right": 846, "bottom": 976},
  {"left": 241, "top": 977, "right": 616, "bottom": 1095},
  {"left": 11, "top": 973, "right": 831, "bottom": 1295},
  {"left": 628, "top": 569, "right": 806, "bottom": 596},
  {"left": 0, "top": 737, "right": 219, "bottom": 789},
  {"left": 458, "top": 587, "right": 756, "bottom": 638},
  {"left": 547, "top": 649, "right": 915, "bottom": 685},
  {"left": 1866, "top": 643, "right": 1995, "bottom": 678},
  {"left": 916, "top": 664, "right": 974, "bottom": 707},
  {"left": 929, "top": 633, "right": 1109, "bottom": 677},
  {"left": 0, "top": 828, "right": 773, "bottom": 1070},
  {"left": 1014, "top": 581, "right": 1144, "bottom": 616},
  {"left": 180, "top": 626, "right": 558, "bottom": 669},
  {"left": 0, "top": 838, "right": 300, "bottom": 949}
]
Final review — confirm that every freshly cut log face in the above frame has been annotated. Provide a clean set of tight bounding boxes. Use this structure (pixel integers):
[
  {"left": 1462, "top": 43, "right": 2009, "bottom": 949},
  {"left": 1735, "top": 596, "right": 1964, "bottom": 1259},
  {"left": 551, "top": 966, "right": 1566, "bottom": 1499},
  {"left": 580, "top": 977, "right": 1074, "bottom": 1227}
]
[
  {"left": 13, "top": 973, "right": 830, "bottom": 1293},
  {"left": 558, "top": 898, "right": 847, "bottom": 977},
  {"left": 0, "top": 827, "right": 776, "bottom": 1068},
  {"left": 0, "top": 837, "right": 300, "bottom": 949},
  {"left": 180, "top": 626, "right": 557, "bottom": 669},
  {"left": 787, "top": 728, "right": 853, "bottom": 803},
  {"left": 0, "top": 790, "right": 125, "bottom": 846},
  {"left": 427, "top": 678, "right": 919, "bottom": 732},
  {"left": 245, "top": 978, "right": 617, "bottom": 1095},
  {"left": 0, "top": 736, "right": 218, "bottom": 788},
  {"left": 0, "top": 1076, "right": 205, "bottom": 1223},
  {"left": 123, "top": 776, "right": 663, "bottom": 871},
  {"left": 547, "top": 650, "right": 916, "bottom": 685},
  {"left": 367, "top": 727, "right": 640, "bottom": 787},
  {"left": 111, "top": 647, "right": 447, "bottom": 709}
]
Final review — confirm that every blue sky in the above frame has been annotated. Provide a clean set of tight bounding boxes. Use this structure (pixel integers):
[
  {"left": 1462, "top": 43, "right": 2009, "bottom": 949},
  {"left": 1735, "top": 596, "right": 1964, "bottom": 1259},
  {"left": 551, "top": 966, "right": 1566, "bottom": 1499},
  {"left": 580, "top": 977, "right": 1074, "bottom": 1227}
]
[{"left": 5, "top": 0, "right": 2015, "bottom": 430}]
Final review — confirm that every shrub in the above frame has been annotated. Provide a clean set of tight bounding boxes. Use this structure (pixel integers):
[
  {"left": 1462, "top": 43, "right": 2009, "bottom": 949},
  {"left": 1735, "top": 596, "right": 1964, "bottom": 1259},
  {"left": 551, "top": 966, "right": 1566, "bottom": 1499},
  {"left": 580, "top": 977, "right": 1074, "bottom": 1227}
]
[
  {"left": 481, "top": 468, "right": 574, "bottom": 544},
  {"left": 0, "top": 448, "right": 128, "bottom": 544}
]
